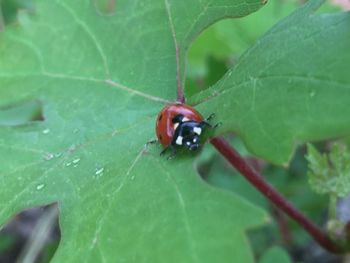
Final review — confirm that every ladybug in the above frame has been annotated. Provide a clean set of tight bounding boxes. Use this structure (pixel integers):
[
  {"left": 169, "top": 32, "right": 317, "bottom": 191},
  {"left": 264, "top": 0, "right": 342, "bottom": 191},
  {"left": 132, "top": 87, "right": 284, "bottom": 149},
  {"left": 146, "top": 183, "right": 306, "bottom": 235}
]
[{"left": 155, "top": 104, "right": 219, "bottom": 159}]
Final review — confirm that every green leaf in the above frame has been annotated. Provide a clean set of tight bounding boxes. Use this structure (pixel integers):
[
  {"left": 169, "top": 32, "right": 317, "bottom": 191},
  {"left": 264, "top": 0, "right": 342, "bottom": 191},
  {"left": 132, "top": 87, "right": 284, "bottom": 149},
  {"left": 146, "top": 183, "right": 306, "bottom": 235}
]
[
  {"left": 185, "top": 0, "right": 342, "bottom": 95},
  {"left": 258, "top": 246, "right": 291, "bottom": 263},
  {"left": 0, "top": 0, "right": 267, "bottom": 262},
  {"left": 192, "top": 0, "right": 350, "bottom": 165},
  {"left": 306, "top": 143, "right": 350, "bottom": 197},
  {"left": 187, "top": 0, "right": 299, "bottom": 72},
  {"left": 185, "top": 0, "right": 301, "bottom": 97}
]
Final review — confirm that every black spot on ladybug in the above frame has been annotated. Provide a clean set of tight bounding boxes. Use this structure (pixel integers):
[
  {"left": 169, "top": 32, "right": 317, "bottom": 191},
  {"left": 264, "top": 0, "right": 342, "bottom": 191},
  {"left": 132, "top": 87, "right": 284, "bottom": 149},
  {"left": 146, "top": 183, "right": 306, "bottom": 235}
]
[
  {"left": 158, "top": 114, "right": 163, "bottom": 121},
  {"left": 159, "top": 134, "right": 163, "bottom": 141}
]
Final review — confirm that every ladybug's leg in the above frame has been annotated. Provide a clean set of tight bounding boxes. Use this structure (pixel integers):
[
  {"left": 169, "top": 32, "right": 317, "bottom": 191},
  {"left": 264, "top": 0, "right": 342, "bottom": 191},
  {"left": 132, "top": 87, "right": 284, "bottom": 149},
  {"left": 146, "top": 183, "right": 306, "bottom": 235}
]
[
  {"left": 201, "top": 113, "right": 221, "bottom": 128},
  {"left": 200, "top": 121, "right": 212, "bottom": 128},
  {"left": 146, "top": 139, "right": 158, "bottom": 145},
  {"left": 200, "top": 120, "right": 221, "bottom": 129},
  {"left": 160, "top": 145, "right": 177, "bottom": 159},
  {"left": 160, "top": 146, "right": 169, "bottom": 156},
  {"left": 167, "top": 146, "right": 177, "bottom": 160},
  {"left": 212, "top": 122, "right": 221, "bottom": 128},
  {"left": 206, "top": 113, "right": 215, "bottom": 122}
]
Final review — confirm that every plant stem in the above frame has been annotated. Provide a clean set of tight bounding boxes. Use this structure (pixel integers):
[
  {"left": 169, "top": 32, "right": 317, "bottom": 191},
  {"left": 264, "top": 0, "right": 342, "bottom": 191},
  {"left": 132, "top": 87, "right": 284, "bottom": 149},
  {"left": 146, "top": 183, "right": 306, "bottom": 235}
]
[
  {"left": 270, "top": 204, "right": 293, "bottom": 246},
  {"left": 210, "top": 136, "right": 344, "bottom": 254},
  {"left": 16, "top": 205, "right": 59, "bottom": 263},
  {"left": 329, "top": 194, "right": 338, "bottom": 221},
  {"left": 346, "top": 220, "right": 350, "bottom": 245}
]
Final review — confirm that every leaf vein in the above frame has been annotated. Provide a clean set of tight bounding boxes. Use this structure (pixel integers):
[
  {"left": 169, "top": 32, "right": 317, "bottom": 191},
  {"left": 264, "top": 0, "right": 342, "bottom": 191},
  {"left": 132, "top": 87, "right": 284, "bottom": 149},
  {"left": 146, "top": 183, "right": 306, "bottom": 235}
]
[
  {"left": 88, "top": 146, "right": 148, "bottom": 259},
  {"left": 57, "top": 1, "right": 111, "bottom": 77},
  {"left": 155, "top": 159, "right": 200, "bottom": 263}
]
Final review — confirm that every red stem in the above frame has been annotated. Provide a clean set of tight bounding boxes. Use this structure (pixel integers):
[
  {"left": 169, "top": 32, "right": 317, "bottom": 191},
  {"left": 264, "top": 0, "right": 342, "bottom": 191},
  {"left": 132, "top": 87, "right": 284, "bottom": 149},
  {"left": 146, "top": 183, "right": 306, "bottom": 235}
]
[
  {"left": 346, "top": 221, "right": 350, "bottom": 243},
  {"left": 210, "top": 136, "right": 343, "bottom": 254},
  {"left": 270, "top": 204, "right": 293, "bottom": 246}
]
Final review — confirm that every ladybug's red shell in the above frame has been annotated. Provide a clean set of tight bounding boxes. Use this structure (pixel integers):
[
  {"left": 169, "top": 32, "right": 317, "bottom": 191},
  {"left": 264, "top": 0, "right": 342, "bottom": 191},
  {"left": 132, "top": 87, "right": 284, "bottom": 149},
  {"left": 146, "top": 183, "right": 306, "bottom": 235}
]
[{"left": 156, "top": 104, "right": 204, "bottom": 146}]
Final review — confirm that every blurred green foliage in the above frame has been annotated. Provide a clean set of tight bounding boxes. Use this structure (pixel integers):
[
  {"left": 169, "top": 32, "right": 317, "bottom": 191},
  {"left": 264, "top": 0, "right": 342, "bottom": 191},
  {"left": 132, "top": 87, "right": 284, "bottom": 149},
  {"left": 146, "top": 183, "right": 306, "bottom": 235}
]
[
  {"left": 307, "top": 143, "right": 350, "bottom": 197},
  {"left": 185, "top": 0, "right": 299, "bottom": 96},
  {"left": 0, "top": 0, "right": 34, "bottom": 25}
]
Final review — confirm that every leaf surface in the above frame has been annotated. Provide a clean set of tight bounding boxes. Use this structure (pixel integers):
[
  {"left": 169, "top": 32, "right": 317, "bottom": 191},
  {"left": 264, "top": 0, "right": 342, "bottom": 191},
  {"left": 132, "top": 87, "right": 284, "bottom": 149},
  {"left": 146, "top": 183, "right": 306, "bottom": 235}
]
[{"left": 0, "top": 0, "right": 267, "bottom": 262}]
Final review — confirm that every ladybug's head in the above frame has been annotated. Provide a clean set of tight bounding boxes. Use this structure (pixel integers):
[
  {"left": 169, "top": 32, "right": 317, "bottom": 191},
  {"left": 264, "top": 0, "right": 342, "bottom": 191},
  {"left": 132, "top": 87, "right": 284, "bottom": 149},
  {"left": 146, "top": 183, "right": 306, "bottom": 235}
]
[
  {"left": 172, "top": 114, "right": 184, "bottom": 124},
  {"left": 183, "top": 134, "right": 200, "bottom": 151},
  {"left": 172, "top": 114, "right": 191, "bottom": 125}
]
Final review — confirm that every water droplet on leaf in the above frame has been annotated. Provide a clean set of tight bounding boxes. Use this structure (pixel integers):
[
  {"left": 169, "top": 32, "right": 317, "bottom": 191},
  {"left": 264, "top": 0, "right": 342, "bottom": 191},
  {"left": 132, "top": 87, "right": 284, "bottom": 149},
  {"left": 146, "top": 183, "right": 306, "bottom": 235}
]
[
  {"left": 95, "top": 167, "right": 104, "bottom": 176},
  {"left": 36, "top": 184, "right": 45, "bottom": 190},
  {"left": 72, "top": 158, "right": 80, "bottom": 164},
  {"left": 43, "top": 153, "right": 54, "bottom": 161}
]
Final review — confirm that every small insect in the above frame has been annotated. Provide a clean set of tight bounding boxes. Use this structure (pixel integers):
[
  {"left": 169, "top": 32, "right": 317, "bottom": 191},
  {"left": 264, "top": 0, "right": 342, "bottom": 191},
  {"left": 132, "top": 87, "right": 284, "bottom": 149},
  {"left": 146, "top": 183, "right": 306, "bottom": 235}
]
[{"left": 155, "top": 103, "right": 219, "bottom": 159}]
